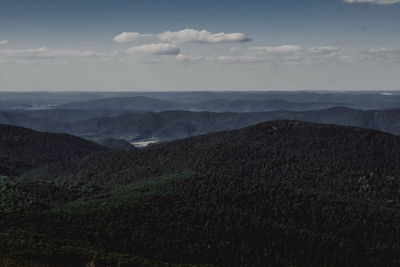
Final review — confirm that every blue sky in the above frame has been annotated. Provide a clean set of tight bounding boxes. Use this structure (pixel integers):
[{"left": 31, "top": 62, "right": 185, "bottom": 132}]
[
  {"left": 2, "top": 0, "right": 400, "bottom": 47},
  {"left": 1, "top": 0, "right": 400, "bottom": 91}
]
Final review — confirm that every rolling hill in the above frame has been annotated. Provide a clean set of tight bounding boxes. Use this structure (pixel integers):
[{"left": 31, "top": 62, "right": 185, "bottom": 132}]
[
  {"left": 57, "top": 96, "right": 181, "bottom": 111},
  {"left": 26, "top": 120, "right": 400, "bottom": 201},
  {"left": 0, "top": 124, "right": 108, "bottom": 177},
  {"left": 95, "top": 138, "right": 136, "bottom": 150},
  {"left": 3, "top": 120, "right": 400, "bottom": 266},
  {"left": 4, "top": 107, "right": 400, "bottom": 142},
  {"left": 10, "top": 109, "right": 128, "bottom": 123}
]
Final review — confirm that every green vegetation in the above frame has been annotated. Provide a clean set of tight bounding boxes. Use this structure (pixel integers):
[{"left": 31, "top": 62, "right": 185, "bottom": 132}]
[
  {"left": 2, "top": 173, "right": 400, "bottom": 266},
  {"left": 26, "top": 120, "right": 400, "bottom": 203},
  {"left": 3, "top": 121, "right": 400, "bottom": 265},
  {"left": 0, "top": 177, "right": 105, "bottom": 211}
]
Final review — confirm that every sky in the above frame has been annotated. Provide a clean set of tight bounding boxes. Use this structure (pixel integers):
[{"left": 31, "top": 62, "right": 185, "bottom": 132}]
[{"left": 1, "top": 0, "right": 400, "bottom": 91}]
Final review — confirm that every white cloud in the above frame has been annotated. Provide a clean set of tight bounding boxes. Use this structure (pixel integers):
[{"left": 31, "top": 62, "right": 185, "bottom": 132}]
[
  {"left": 113, "top": 29, "right": 250, "bottom": 44},
  {"left": 113, "top": 32, "right": 154, "bottom": 43},
  {"left": 0, "top": 40, "right": 7, "bottom": 45},
  {"left": 126, "top": 43, "right": 180, "bottom": 55},
  {"left": 344, "top": 0, "right": 400, "bottom": 4},
  {"left": 158, "top": 29, "right": 251, "bottom": 43}
]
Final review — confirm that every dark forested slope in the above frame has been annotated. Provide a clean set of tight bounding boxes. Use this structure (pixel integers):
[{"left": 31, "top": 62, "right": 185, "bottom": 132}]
[
  {"left": 6, "top": 121, "right": 400, "bottom": 266},
  {"left": 26, "top": 120, "right": 400, "bottom": 203},
  {"left": 4, "top": 173, "right": 400, "bottom": 266},
  {"left": 0, "top": 124, "right": 107, "bottom": 176},
  {"left": 95, "top": 138, "right": 136, "bottom": 151}
]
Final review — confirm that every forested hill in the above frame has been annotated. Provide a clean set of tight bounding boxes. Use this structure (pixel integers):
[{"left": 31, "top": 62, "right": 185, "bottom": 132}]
[
  {"left": 26, "top": 120, "right": 400, "bottom": 202},
  {"left": 0, "top": 124, "right": 107, "bottom": 177},
  {"left": 5, "top": 120, "right": 400, "bottom": 266}
]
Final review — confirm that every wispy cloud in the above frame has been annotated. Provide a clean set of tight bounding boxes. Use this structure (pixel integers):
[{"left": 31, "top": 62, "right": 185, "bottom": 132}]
[
  {"left": 0, "top": 40, "right": 8, "bottom": 45},
  {"left": 0, "top": 47, "right": 102, "bottom": 59},
  {"left": 217, "top": 55, "right": 265, "bottom": 64},
  {"left": 249, "top": 45, "right": 339, "bottom": 55},
  {"left": 113, "top": 32, "right": 154, "bottom": 43},
  {"left": 344, "top": 0, "right": 400, "bottom": 4},
  {"left": 250, "top": 45, "right": 303, "bottom": 53},
  {"left": 361, "top": 48, "right": 400, "bottom": 62},
  {"left": 113, "top": 29, "right": 250, "bottom": 44},
  {"left": 217, "top": 45, "right": 340, "bottom": 64},
  {"left": 176, "top": 53, "right": 205, "bottom": 62},
  {"left": 126, "top": 43, "right": 180, "bottom": 55}
]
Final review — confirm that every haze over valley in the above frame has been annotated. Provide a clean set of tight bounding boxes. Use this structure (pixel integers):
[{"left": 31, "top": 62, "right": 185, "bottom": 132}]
[{"left": 3, "top": 92, "right": 400, "bottom": 148}]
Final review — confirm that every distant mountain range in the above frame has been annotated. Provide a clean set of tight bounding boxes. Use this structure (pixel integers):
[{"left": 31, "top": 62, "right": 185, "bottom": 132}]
[
  {"left": 3, "top": 107, "right": 400, "bottom": 142},
  {"left": 11, "top": 109, "right": 128, "bottom": 123},
  {"left": 3, "top": 91, "right": 400, "bottom": 110},
  {"left": 56, "top": 96, "right": 348, "bottom": 113}
]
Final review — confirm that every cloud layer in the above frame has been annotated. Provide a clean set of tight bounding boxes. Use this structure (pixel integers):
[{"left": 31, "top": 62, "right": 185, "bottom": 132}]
[
  {"left": 0, "top": 47, "right": 101, "bottom": 59},
  {"left": 113, "top": 29, "right": 250, "bottom": 44},
  {"left": 344, "top": 0, "right": 400, "bottom": 4},
  {"left": 126, "top": 43, "right": 180, "bottom": 55},
  {"left": 176, "top": 53, "right": 205, "bottom": 62},
  {"left": 0, "top": 40, "right": 8, "bottom": 45},
  {"left": 217, "top": 45, "right": 340, "bottom": 64},
  {"left": 361, "top": 48, "right": 400, "bottom": 62},
  {"left": 250, "top": 45, "right": 303, "bottom": 53}
]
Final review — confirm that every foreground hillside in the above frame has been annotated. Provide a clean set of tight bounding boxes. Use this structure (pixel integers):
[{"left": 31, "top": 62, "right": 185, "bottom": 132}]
[
  {"left": 28, "top": 120, "right": 400, "bottom": 202},
  {"left": 3, "top": 121, "right": 400, "bottom": 266},
  {"left": 0, "top": 124, "right": 107, "bottom": 177},
  {"left": 3, "top": 173, "right": 400, "bottom": 266}
]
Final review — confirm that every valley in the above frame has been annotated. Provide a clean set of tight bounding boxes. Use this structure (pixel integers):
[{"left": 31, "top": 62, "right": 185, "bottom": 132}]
[{"left": 3, "top": 105, "right": 400, "bottom": 145}]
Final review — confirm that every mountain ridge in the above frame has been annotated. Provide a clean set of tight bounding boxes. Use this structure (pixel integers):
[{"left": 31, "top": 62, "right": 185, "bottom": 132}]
[
  {"left": 7, "top": 120, "right": 400, "bottom": 266},
  {"left": 5, "top": 106, "right": 400, "bottom": 141},
  {"left": 0, "top": 124, "right": 108, "bottom": 177},
  {"left": 25, "top": 119, "right": 400, "bottom": 204}
]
